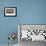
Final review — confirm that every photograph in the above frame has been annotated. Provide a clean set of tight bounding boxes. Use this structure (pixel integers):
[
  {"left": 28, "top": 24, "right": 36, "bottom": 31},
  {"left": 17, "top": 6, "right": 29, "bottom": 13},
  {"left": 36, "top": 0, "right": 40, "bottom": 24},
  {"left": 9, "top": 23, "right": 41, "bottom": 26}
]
[{"left": 4, "top": 7, "right": 17, "bottom": 17}]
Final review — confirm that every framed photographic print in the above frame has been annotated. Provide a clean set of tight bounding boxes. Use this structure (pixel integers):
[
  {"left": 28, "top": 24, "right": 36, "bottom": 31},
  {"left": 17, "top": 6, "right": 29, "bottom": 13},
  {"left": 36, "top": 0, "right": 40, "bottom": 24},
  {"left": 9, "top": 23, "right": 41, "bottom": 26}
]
[{"left": 4, "top": 7, "right": 17, "bottom": 17}]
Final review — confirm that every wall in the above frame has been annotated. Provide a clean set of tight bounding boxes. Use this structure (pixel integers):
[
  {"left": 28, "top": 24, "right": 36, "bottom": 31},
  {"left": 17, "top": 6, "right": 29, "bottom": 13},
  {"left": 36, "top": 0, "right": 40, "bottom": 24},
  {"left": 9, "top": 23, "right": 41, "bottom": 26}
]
[{"left": 0, "top": 0, "right": 46, "bottom": 44}]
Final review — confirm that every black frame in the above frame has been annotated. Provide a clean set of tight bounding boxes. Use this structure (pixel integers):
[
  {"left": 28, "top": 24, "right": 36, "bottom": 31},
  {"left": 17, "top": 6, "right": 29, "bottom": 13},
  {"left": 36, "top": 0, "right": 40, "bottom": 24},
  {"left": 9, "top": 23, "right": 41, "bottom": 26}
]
[{"left": 4, "top": 7, "right": 17, "bottom": 17}]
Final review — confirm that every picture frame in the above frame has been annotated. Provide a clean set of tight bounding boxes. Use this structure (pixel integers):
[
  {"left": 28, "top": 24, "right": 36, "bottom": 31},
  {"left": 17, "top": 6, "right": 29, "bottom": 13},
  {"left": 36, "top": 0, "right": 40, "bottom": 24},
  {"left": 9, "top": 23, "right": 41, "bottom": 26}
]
[
  {"left": 18, "top": 24, "right": 46, "bottom": 42},
  {"left": 4, "top": 7, "right": 17, "bottom": 17}
]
